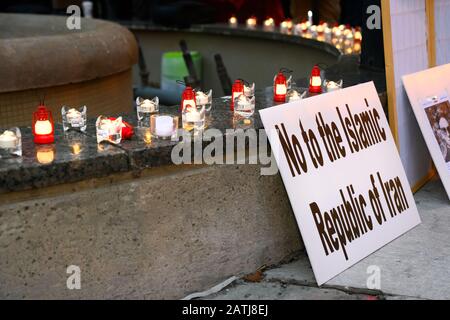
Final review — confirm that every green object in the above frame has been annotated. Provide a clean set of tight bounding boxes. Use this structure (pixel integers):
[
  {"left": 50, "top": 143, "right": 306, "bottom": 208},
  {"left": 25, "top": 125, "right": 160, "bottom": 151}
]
[{"left": 161, "top": 51, "right": 202, "bottom": 93}]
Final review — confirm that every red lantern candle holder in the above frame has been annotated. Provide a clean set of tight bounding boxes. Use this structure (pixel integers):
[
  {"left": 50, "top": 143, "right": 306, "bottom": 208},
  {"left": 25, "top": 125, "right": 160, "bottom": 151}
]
[
  {"left": 273, "top": 71, "right": 289, "bottom": 102},
  {"left": 309, "top": 65, "right": 323, "bottom": 94},
  {"left": 33, "top": 106, "right": 55, "bottom": 144},
  {"left": 180, "top": 86, "right": 197, "bottom": 112},
  {"left": 231, "top": 80, "right": 245, "bottom": 111}
]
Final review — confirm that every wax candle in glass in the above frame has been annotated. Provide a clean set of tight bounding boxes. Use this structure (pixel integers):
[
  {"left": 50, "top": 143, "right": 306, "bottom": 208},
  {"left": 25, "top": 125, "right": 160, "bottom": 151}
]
[
  {"left": 234, "top": 94, "right": 255, "bottom": 118},
  {"left": 286, "top": 89, "right": 307, "bottom": 103},
  {"left": 61, "top": 105, "right": 87, "bottom": 132},
  {"left": 263, "top": 17, "right": 275, "bottom": 32},
  {"left": 273, "top": 70, "right": 292, "bottom": 102},
  {"left": 244, "top": 83, "right": 255, "bottom": 98},
  {"left": 182, "top": 104, "right": 206, "bottom": 132},
  {"left": 324, "top": 79, "right": 343, "bottom": 92},
  {"left": 280, "top": 19, "right": 293, "bottom": 34},
  {"left": 96, "top": 116, "right": 122, "bottom": 144},
  {"left": 0, "top": 127, "right": 22, "bottom": 157},
  {"left": 229, "top": 15, "right": 237, "bottom": 28},
  {"left": 151, "top": 114, "right": 178, "bottom": 140},
  {"left": 136, "top": 96, "right": 159, "bottom": 127},
  {"left": 195, "top": 89, "right": 212, "bottom": 112},
  {"left": 246, "top": 16, "right": 257, "bottom": 29}
]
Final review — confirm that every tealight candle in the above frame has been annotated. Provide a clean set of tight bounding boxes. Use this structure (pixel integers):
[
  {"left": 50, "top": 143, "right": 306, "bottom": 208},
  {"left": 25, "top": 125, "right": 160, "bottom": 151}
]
[
  {"left": 280, "top": 19, "right": 293, "bottom": 34},
  {"left": 62, "top": 106, "right": 87, "bottom": 132},
  {"left": 195, "top": 89, "right": 212, "bottom": 112},
  {"left": 263, "top": 17, "right": 275, "bottom": 32},
  {"left": 246, "top": 16, "right": 257, "bottom": 29},
  {"left": 152, "top": 115, "right": 178, "bottom": 139},
  {"left": 244, "top": 83, "right": 255, "bottom": 98},
  {"left": 229, "top": 16, "right": 238, "bottom": 28},
  {"left": 325, "top": 80, "right": 343, "bottom": 92},
  {"left": 96, "top": 116, "right": 122, "bottom": 144},
  {"left": 136, "top": 96, "right": 159, "bottom": 127},
  {"left": 234, "top": 94, "right": 255, "bottom": 118},
  {"left": 0, "top": 130, "right": 18, "bottom": 149},
  {"left": 0, "top": 128, "right": 22, "bottom": 158},
  {"left": 286, "top": 89, "right": 306, "bottom": 102}
]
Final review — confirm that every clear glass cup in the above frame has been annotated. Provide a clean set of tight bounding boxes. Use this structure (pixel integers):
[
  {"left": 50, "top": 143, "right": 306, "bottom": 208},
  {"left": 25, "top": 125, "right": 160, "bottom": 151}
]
[
  {"left": 136, "top": 96, "right": 159, "bottom": 127},
  {"left": 195, "top": 90, "right": 212, "bottom": 112},
  {"left": 0, "top": 127, "right": 22, "bottom": 158},
  {"left": 96, "top": 116, "right": 122, "bottom": 144},
  {"left": 286, "top": 89, "right": 307, "bottom": 103},
  {"left": 182, "top": 105, "right": 206, "bottom": 132},
  {"left": 150, "top": 114, "right": 179, "bottom": 140},
  {"left": 234, "top": 94, "right": 255, "bottom": 118},
  {"left": 61, "top": 106, "right": 87, "bottom": 132}
]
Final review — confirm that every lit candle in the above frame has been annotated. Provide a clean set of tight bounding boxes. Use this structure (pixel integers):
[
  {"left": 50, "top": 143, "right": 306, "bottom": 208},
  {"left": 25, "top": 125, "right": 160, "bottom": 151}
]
[
  {"left": 67, "top": 108, "right": 82, "bottom": 123},
  {"left": 185, "top": 108, "right": 201, "bottom": 122},
  {"left": 244, "top": 83, "right": 255, "bottom": 97},
  {"left": 234, "top": 94, "right": 255, "bottom": 118},
  {"left": 309, "top": 65, "right": 322, "bottom": 94},
  {"left": 155, "top": 116, "right": 175, "bottom": 137},
  {"left": 246, "top": 16, "right": 257, "bottom": 29},
  {"left": 325, "top": 80, "right": 343, "bottom": 92},
  {"left": 96, "top": 116, "right": 122, "bottom": 144},
  {"left": 263, "top": 17, "right": 275, "bottom": 31},
  {"left": 308, "top": 10, "right": 313, "bottom": 26},
  {"left": 33, "top": 106, "right": 55, "bottom": 144},
  {"left": 286, "top": 89, "right": 306, "bottom": 102},
  {"left": 196, "top": 91, "right": 210, "bottom": 106},
  {"left": 0, "top": 130, "right": 18, "bottom": 149},
  {"left": 141, "top": 99, "right": 157, "bottom": 113},
  {"left": 229, "top": 16, "right": 237, "bottom": 28},
  {"left": 280, "top": 19, "right": 293, "bottom": 34}
]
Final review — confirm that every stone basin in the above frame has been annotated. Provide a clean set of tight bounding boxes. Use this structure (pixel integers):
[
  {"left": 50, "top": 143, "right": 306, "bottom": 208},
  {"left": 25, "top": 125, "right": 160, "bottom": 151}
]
[{"left": 0, "top": 13, "right": 138, "bottom": 127}]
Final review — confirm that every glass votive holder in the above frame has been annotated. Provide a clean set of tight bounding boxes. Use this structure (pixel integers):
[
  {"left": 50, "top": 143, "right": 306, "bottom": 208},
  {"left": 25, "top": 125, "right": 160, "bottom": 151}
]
[
  {"left": 0, "top": 127, "right": 22, "bottom": 158},
  {"left": 196, "top": 89, "right": 212, "bottom": 112},
  {"left": 151, "top": 114, "right": 179, "bottom": 140},
  {"left": 234, "top": 94, "right": 255, "bottom": 118},
  {"left": 136, "top": 96, "right": 159, "bottom": 127},
  {"left": 324, "top": 79, "right": 343, "bottom": 92},
  {"left": 286, "top": 89, "right": 307, "bottom": 103},
  {"left": 182, "top": 104, "right": 206, "bottom": 132},
  {"left": 61, "top": 106, "right": 87, "bottom": 132},
  {"left": 244, "top": 83, "right": 255, "bottom": 98},
  {"left": 96, "top": 116, "right": 122, "bottom": 144}
]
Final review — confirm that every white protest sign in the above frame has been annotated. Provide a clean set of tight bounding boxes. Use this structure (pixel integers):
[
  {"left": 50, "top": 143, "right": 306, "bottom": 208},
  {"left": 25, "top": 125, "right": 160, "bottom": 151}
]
[
  {"left": 259, "top": 82, "right": 421, "bottom": 285},
  {"left": 402, "top": 63, "right": 450, "bottom": 200}
]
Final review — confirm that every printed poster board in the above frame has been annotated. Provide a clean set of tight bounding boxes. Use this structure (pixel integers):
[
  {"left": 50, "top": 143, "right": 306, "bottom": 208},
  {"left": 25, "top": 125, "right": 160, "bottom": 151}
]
[
  {"left": 259, "top": 82, "right": 421, "bottom": 285},
  {"left": 402, "top": 63, "right": 450, "bottom": 199}
]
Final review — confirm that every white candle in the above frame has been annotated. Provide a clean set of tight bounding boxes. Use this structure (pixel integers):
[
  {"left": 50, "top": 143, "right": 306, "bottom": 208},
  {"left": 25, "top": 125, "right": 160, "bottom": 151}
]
[
  {"left": 246, "top": 17, "right": 257, "bottom": 29},
  {"left": 196, "top": 92, "right": 209, "bottom": 106},
  {"left": 185, "top": 109, "right": 201, "bottom": 122},
  {"left": 183, "top": 99, "right": 196, "bottom": 110},
  {"left": 66, "top": 108, "right": 82, "bottom": 123},
  {"left": 155, "top": 116, "right": 174, "bottom": 137},
  {"left": 141, "top": 99, "right": 157, "bottom": 112},
  {"left": 34, "top": 120, "right": 52, "bottom": 135},
  {"left": 229, "top": 16, "right": 237, "bottom": 27},
  {"left": 244, "top": 84, "right": 254, "bottom": 97},
  {"left": 326, "top": 81, "right": 341, "bottom": 92},
  {"left": 263, "top": 18, "right": 275, "bottom": 31},
  {"left": 311, "top": 76, "right": 322, "bottom": 88},
  {"left": 0, "top": 130, "right": 17, "bottom": 148},
  {"left": 288, "top": 90, "right": 301, "bottom": 102}
]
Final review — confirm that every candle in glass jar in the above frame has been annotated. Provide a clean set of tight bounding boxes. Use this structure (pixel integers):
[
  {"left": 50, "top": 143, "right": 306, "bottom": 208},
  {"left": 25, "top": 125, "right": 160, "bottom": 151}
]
[
  {"left": 155, "top": 116, "right": 174, "bottom": 137},
  {"left": 34, "top": 120, "right": 53, "bottom": 135},
  {"left": 66, "top": 108, "right": 82, "bottom": 123},
  {"left": 263, "top": 17, "right": 275, "bottom": 31},
  {"left": 196, "top": 92, "right": 209, "bottom": 105},
  {"left": 246, "top": 16, "right": 257, "bottom": 29},
  {"left": 0, "top": 130, "right": 17, "bottom": 149},
  {"left": 229, "top": 16, "right": 237, "bottom": 27},
  {"left": 326, "top": 80, "right": 343, "bottom": 92},
  {"left": 185, "top": 108, "right": 201, "bottom": 122}
]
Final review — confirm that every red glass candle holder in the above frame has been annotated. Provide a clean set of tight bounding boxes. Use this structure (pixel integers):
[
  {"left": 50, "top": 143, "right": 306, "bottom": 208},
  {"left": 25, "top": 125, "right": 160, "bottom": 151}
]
[
  {"left": 180, "top": 86, "right": 197, "bottom": 112},
  {"left": 32, "top": 106, "right": 55, "bottom": 144},
  {"left": 273, "top": 72, "right": 288, "bottom": 102},
  {"left": 231, "top": 79, "right": 244, "bottom": 111},
  {"left": 309, "top": 65, "right": 323, "bottom": 94}
]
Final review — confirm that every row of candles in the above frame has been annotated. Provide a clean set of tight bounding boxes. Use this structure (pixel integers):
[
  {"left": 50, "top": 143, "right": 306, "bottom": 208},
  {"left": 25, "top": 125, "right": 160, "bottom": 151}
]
[
  {"left": 229, "top": 12, "right": 362, "bottom": 55},
  {"left": 0, "top": 65, "right": 342, "bottom": 160}
]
